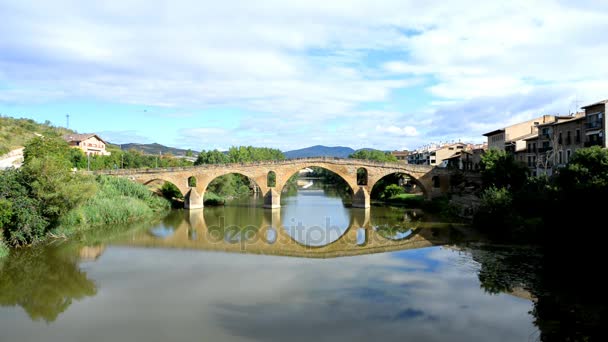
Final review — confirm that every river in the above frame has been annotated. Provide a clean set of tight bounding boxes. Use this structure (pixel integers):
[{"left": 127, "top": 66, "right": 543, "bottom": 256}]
[{"left": 0, "top": 181, "right": 597, "bottom": 341}]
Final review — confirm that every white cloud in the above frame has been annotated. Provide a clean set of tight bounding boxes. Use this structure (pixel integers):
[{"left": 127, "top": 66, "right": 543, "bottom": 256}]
[
  {"left": 1, "top": 0, "right": 607, "bottom": 150},
  {"left": 376, "top": 125, "right": 419, "bottom": 137}
]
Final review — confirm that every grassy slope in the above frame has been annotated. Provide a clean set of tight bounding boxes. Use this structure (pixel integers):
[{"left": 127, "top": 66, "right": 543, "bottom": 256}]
[{"left": 0, "top": 116, "right": 75, "bottom": 155}]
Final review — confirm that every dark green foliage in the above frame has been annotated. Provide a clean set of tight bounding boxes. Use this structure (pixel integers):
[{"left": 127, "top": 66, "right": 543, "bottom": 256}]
[
  {"left": 0, "top": 168, "right": 48, "bottom": 246},
  {"left": 23, "top": 136, "right": 71, "bottom": 164},
  {"left": 160, "top": 182, "right": 184, "bottom": 200},
  {"left": 474, "top": 146, "right": 608, "bottom": 243},
  {"left": 480, "top": 148, "right": 528, "bottom": 191},
  {"left": 195, "top": 149, "right": 229, "bottom": 165},
  {"left": 349, "top": 149, "right": 398, "bottom": 162},
  {"left": 226, "top": 146, "right": 285, "bottom": 163},
  {"left": 557, "top": 146, "right": 608, "bottom": 193},
  {"left": 195, "top": 146, "right": 285, "bottom": 165}
]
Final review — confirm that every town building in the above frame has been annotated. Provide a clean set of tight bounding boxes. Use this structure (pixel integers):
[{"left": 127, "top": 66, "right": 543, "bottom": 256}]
[
  {"left": 443, "top": 143, "right": 487, "bottom": 170},
  {"left": 407, "top": 142, "right": 485, "bottom": 170},
  {"left": 581, "top": 100, "right": 607, "bottom": 148},
  {"left": 483, "top": 98, "right": 606, "bottom": 177},
  {"left": 63, "top": 133, "right": 111, "bottom": 156},
  {"left": 390, "top": 150, "right": 409, "bottom": 163},
  {"left": 483, "top": 115, "right": 556, "bottom": 155}
]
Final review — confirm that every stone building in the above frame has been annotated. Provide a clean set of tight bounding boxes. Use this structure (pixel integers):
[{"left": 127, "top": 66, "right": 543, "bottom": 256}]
[
  {"left": 390, "top": 150, "right": 409, "bottom": 163},
  {"left": 483, "top": 115, "right": 556, "bottom": 154},
  {"left": 582, "top": 100, "right": 607, "bottom": 148},
  {"left": 63, "top": 133, "right": 111, "bottom": 156}
]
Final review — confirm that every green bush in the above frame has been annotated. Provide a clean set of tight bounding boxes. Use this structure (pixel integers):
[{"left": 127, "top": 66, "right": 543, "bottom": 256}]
[
  {"left": 0, "top": 240, "right": 9, "bottom": 259},
  {"left": 387, "top": 193, "right": 425, "bottom": 207},
  {"left": 382, "top": 184, "right": 406, "bottom": 199},
  {"left": 0, "top": 169, "right": 49, "bottom": 246},
  {"left": 204, "top": 192, "right": 225, "bottom": 206},
  {"left": 57, "top": 176, "right": 170, "bottom": 233}
]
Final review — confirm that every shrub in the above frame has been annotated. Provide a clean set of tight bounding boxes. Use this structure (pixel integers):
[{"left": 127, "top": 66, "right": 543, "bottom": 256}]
[
  {"left": 0, "top": 169, "right": 49, "bottom": 246},
  {"left": 382, "top": 184, "right": 406, "bottom": 199},
  {"left": 204, "top": 192, "right": 225, "bottom": 206},
  {"left": 0, "top": 240, "right": 9, "bottom": 259}
]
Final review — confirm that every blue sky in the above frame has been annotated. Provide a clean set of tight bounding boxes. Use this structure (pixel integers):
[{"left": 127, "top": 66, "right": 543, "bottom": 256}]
[{"left": 1, "top": 1, "right": 607, "bottom": 151}]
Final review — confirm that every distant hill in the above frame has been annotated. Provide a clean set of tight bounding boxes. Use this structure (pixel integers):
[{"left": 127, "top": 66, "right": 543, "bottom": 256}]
[
  {"left": 118, "top": 143, "right": 198, "bottom": 157},
  {"left": 0, "top": 115, "right": 75, "bottom": 155},
  {"left": 284, "top": 145, "right": 356, "bottom": 159}
]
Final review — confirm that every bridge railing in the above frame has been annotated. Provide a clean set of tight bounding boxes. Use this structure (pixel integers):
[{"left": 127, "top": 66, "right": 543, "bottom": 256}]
[{"left": 90, "top": 156, "right": 440, "bottom": 175}]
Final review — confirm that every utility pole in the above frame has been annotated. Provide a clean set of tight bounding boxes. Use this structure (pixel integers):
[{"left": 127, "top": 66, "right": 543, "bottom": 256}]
[
  {"left": 66, "top": 114, "right": 70, "bottom": 129},
  {"left": 87, "top": 153, "right": 90, "bottom": 171}
]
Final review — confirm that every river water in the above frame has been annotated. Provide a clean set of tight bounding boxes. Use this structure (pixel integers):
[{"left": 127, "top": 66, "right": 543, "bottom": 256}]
[{"left": 0, "top": 182, "right": 596, "bottom": 341}]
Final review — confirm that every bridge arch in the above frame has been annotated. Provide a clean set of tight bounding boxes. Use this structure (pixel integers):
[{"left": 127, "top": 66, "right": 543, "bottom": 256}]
[
  {"left": 200, "top": 171, "right": 263, "bottom": 200},
  {"left": 142, "top": 178, "right": 187, "bottom": 197},
  {"left": 277, "top": 165, "right": 357, "bottom": 196},
  {"left": 369, "top": 172, "right": 428, "bottom": 200}
]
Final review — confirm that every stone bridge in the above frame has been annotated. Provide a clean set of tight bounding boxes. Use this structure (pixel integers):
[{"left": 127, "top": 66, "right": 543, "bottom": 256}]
[
  {"left": 110, "top": 208, "right": 472, "bottom": 258},
  {"left": 94, "top": 157, "right": 455, "bottom": 209}
]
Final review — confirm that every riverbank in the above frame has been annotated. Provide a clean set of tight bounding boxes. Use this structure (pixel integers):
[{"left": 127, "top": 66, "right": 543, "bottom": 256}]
[{"left": 54, "top": 176, "right": 171, "bottom": 238}]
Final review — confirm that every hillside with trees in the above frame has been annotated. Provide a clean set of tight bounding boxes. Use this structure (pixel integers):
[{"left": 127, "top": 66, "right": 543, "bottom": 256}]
[{"left": 0, "top": 116, "right": 75, "bottom": 155}]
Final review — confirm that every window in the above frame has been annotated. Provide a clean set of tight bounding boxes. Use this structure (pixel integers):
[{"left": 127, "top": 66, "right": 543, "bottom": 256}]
[
  {"left": 558, "top": 132, "right": 562, "bottom": 144},
  {"left": 566, "top": 131, "right": 571, "bottom": 145},
  {"left": 576, "top": 129, "right": 581, "bottom": 143},
  {"left": 558, "top": 150, "right": 563, "bottom": 164},
  {"left": 566, "top": 150, "right": 571, "bottom": 163}
]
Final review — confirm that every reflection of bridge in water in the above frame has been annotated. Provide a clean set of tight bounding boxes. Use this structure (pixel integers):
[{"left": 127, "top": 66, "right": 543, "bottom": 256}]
[{"left": 112, "top": 209, "right": 472, "bottom": 259}]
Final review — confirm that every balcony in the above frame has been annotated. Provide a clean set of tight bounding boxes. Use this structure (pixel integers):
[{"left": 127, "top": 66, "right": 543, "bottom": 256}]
[{"left": 586, "top": 121, "right": 602, "bottom": 129}]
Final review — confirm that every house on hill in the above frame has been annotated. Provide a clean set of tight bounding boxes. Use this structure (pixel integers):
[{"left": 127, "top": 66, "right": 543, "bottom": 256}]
[{"left": 63, "top": 133, "right": 111, "bottom": 156}]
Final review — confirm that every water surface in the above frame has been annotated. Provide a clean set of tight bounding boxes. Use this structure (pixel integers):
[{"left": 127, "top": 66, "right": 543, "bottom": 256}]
[{"left": 0, "top": 183, "right": 567, "bottom": 341}]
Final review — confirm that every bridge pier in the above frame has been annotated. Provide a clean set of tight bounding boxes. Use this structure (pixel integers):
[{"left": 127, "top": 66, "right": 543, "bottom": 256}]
[
  {"left": 263, "top": 188, "right": 281, "bottom": 209},
  {"left": 352, "top": 187, "right": 371, "bottom": 208},
  {"left": 184, "top": 188, "right": 204, "bottom": 210}
]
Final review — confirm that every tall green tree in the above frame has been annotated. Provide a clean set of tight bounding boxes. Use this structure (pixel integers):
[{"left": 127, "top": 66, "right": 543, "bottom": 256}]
[
  {"left": 479, "top": 148, "right": 528, "bottom": 191},
  {"left": 349, "top": 150, "right": 398, "bottom": 163}
]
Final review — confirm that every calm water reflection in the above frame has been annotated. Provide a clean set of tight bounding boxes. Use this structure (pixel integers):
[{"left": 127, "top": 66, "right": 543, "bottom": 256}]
[{"left": 0, "top": 183, "right": 598, "bottom": 341}]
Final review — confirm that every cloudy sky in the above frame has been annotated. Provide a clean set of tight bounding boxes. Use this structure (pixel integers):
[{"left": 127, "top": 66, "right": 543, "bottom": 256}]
[{"left": 1, "top": 1, "right": 607, "bottom": 151}]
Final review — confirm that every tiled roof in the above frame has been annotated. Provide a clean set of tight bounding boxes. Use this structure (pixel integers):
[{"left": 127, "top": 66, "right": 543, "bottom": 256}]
[{"left": 63, "top": 133, "right": 108, "bottom": 144}]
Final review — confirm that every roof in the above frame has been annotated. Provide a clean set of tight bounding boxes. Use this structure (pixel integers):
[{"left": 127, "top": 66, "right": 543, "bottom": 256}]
[
  {"left": 581, "top": 99, "right": 608, "bottom": 109},
  {"left": 63, "top": 133, "right": 108, "bottom": 145},
  {"left": 523, "top": 133, "right": 539, "bottom": 141},
  {"left": 482, "top": 128, "right": 505, "bottom": 137},
  {"left": 507, "top": 132, "right": 538, "bottom": 143}
]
